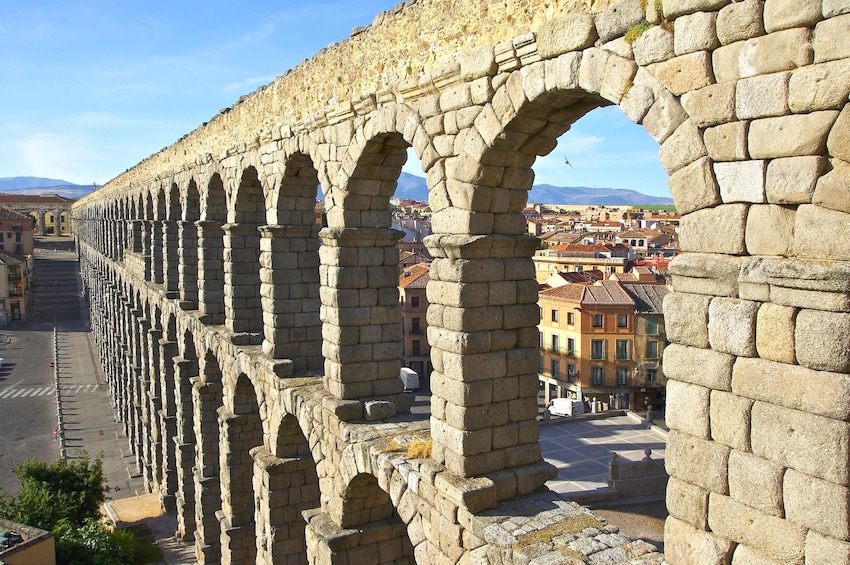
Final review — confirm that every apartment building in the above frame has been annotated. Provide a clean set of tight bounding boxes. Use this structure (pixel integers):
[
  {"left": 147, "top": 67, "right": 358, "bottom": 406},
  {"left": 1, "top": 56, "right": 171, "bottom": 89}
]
[
  {"left": 399, "top": 262, "right": 431, "bottom": 380},
  {"left": 538, "top": 280, "right": 636, "bottom": 409}
]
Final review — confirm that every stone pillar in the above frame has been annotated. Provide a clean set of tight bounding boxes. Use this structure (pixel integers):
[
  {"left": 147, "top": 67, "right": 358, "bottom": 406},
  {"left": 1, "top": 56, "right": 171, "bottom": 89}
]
[
  {"left": 53, "top": 209, "right": 62, "bottom": 235},
  {"left": 319, "top": 227, "right": 405, "bottom": 421},
  {"left": 424, "top": 234, "right": 555, "bottom": 500},
  {"left": 158, "top": 339, "right": 179, "bottom": 513},
  {"left": 193, "top": 379, "right": 222, "bottom": 565},
  {"left": 217, "top": 407, "right": 261, "bottom": 565},
  {"left": 196, "top": 221, "right": 225, "bottom": 325},
  {"left": 162, "top": 220, "right": 180, "bottom": 298},
  {"left": 129, "top": 220, "right": 143, "bottom": 253},
  {"left": 140, "top": 221, "right": 153, "bottom": 281},
  {"left": 222, "top": 223, "right": 262, "bottom": 344},
  {"left": 37, "top": 211, "right": 46, "bottom": 235},
  {"left": 258, "top": 224, "right": 322, "bottom": 369},
  {"left": 252, "top": 446, "right": 320, "bottom": 565},
  {"left": 178, "top": 220, "right": 199, "bottom": 309},
  {"left": 149, "top": 220, "right": 164, "bottom": 284}
]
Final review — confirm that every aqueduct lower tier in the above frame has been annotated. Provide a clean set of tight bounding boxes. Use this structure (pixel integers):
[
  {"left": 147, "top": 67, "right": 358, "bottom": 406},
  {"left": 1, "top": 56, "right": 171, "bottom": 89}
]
[{"left": 72, "top": 0, "right": 850, "bottom": 563}]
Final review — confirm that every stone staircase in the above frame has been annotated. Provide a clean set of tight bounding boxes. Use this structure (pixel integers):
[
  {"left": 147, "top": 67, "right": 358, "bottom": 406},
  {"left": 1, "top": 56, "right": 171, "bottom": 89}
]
[{"left": 28, "top": 247, "right": 82, "bottom": 323}]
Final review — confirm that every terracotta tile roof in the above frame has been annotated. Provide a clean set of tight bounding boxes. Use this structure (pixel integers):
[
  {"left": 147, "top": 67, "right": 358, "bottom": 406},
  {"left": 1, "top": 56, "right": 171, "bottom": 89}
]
[
  {"left": 0, "top": 194, "right": 75, "bottom": 204},
  {"left": 400, "top": 263, "right": 430, "bottom": 288},
  {"left": 0, "top": 207, "right": 31, "bottom": 221},
  {"left": 540, "top": 280, "right": 635, "bottom": 307}
]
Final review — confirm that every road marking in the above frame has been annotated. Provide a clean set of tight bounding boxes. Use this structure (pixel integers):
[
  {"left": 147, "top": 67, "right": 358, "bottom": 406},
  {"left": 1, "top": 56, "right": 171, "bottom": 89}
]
[{"left": 0, "top": 384, "right": 100, "bottom": 399}]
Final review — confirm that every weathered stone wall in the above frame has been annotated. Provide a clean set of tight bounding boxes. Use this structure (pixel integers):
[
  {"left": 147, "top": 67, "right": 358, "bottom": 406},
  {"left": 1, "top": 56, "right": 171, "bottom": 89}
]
[{"left": 74, "top": 0, "right": 850, "bottom": 563}]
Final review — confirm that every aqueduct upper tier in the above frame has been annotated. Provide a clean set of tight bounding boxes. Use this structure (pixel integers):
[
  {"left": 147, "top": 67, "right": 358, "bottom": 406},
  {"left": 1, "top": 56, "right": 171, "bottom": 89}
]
[{"left": 73, "top": 0, "right": 850, "bottom": 563}]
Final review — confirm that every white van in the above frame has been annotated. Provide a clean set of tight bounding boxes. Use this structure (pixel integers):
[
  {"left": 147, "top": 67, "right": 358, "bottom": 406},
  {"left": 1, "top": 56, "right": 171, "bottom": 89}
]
[
  {"left": 399, "top": 367, "right": 420, "bottom": 391},
  {"left": 548, "top": 398, "right": 584, "bottom": 417}
]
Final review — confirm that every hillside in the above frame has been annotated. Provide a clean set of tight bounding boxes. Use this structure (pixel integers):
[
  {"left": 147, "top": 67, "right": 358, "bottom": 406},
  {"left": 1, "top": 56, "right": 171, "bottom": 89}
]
[
  {"left": 394, "top": 173, "right": 673, "bottom": 206},
  {"left": 0, "top": 177, "right": 93, "bottom": 199}
]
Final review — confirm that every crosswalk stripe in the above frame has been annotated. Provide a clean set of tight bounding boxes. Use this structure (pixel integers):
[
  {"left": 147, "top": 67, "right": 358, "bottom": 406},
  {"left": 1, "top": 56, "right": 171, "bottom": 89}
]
[{"left": 0, "top": 384, "right": 100, "bottom": 398}]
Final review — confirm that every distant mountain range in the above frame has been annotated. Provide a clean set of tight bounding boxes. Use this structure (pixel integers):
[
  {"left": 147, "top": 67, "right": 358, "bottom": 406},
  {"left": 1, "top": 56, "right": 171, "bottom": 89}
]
[
  {"left": 395, "top": 173, "right": 673, "bottom": 206},
  {"left": 2, "top": 174, "right": 674, "bottom": 206},
  {"left": 0, "top": 177, "right": 94, "bottom": 199}
]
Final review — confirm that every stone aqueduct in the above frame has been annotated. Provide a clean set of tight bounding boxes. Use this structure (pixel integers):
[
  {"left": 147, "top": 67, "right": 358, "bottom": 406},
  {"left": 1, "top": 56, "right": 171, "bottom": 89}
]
[{"left": 71, "top": 0, "right": 849, "bottom": 563}]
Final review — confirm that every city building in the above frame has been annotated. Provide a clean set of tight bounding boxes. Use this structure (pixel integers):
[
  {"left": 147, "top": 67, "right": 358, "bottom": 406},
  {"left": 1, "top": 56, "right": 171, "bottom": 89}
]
[
  {"left": 538, "top": 280, "right": 636, "bottom": 410},
  {"left": 621, "top": 282, "right": 669, "bottom": 413},
  {"left": 399, "top": 262, "right": 431, "bottom": 381},
  {"left": 533, "top": 242, "right": 634, "bottom": 283}
]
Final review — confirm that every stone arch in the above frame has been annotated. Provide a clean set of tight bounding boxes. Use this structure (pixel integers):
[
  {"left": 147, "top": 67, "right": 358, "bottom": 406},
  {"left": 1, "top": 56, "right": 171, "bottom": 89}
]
[
  {"left": 177, "top": 179, "right": 201, "bottom": 308},
  {"left": 315, "top": 472, "right": 414, "bottom": 565},
  {"left": 162, "top": 182, "right": 181, "bottom": 297},
  {"left": 173, "top": 326, "right": 200, "bottom": 539},
  {"left": 253, "top": 413, "right": 321, "bottom": 564},
  {"left": 196, "top": 173, "right": 227, "bottom": 325},
  {"left": 223, "top": 166, "right": 265, "bottom": 342},
  {"left": 149, "top": 185, "right": 167, "bottom": 284},
  {"left": 193, "top": 349, "right": 224, "bottom": 563},
  {"left": 260, "top": 150, "right": 323, "bottom": 368},
  {"left": 218, "top": 372, "right": 264, "bottom": 563}
]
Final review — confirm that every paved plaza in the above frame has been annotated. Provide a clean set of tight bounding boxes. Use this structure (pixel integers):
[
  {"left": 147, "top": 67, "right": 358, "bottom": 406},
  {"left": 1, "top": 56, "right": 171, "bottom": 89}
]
[{"left": 541, "top": 413, "right": 668, "bottom": 499}]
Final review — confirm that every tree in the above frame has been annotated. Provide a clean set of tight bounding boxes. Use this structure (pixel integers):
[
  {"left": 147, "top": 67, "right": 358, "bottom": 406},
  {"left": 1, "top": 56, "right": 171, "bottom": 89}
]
[{"left": 0, "top": 453, "right": 135, "bottom": 565}]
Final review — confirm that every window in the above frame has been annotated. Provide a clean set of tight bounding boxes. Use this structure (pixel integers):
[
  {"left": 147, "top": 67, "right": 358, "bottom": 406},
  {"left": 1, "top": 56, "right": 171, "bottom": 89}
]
[
  {"left": 616, "top": 366, "right": 630, "bottom": 385},
  {"left": 646, "top": 368, "right": 658, "bottom": 384},
  {"left": 567, "top": 337, "right": 576, "bottom": 357},
  {"left": 617, "top": 314, "right": 628, "bottom": 328},
  {"left": 592, "top": 314, "right": 603, "bottom": 328},
  {"left": 551, "top": 359, "right": 560, "bottom": 378},
  {"left": 591, "top": 366, "right": 604, "bottom": 385},
  {"left": 646, "top": 316, "right": 659, "bottom": 336},
  {"left": 411, "top": 296, "right": 420, "bottom": 308},
  {"left": 539, "top": 355, "right": 545, "bottom": 372},
  {"left": 539, "top": 331, "right": 544, "bottom": 349},
  {"left": 646, "top": 340, "right": 659, "bottom": 359},
  {"left": 411, "top": 317, "right": 421, "bottom": 333},
  {"left": 551, "top": 334, "right": 559, "bottom": 353},
  {"left": 15, "top": 233, "right": 21, "bottom": 242},
  {"left": 567, "top": 363, "right": 576, "bottom": 382},
  {"left": 539, "top": 307, "right": 543, "bottom": 321},
  {"left": 412, "top": 340, "right": 421, "bottom": 355},
  {"left": 591, "top": 339, "right": 606, "bottom": 360},
  {"left": 551, "top": 309, "right": 559, "bottom": 322},
  {"left": 567, "top": 312, "right": 575, "bottom": 325},
  {"left": 615, "top": 339, "right": 631, "bottom": 360}
]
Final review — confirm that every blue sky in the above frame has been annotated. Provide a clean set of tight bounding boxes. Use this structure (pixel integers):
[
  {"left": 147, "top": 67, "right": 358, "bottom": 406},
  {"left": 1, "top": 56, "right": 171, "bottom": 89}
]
[{"left": 0, "top": 1, "right": 670, "bottom": 198}]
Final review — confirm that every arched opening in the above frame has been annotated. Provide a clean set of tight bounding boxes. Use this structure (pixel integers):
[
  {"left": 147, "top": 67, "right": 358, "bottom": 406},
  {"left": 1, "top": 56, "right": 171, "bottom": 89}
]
[
  {"left": 151, "top": 187, "right": 167, "bottom": 284},
  {"left": 179, "top": 179, "right": 201, "bottom": 308},
  {"left": 219, "top": 373, "right": 264, "bottom": 563},
  {"left": 263, "top": 152, "right": 323, "bottom": 371},
  {"left": 224, "top": 166, "right": 265, "bottom": 342},
  {"left": 320, "top": 128, "right": 411, "bottom": 417},
  {"left": 253, "top": 414, "right": 320, "bottom": 564},
  {"left": 174, "top": 328, "right": 200, "bottom": 540},
  {"left": 311, "top": 473, "right": 414, "bottom": 564},
  {"left": 198, "top": 173, "right": 227, "bottom": 325},
  {"left": 533, "top": 105, "right": 673, "bottom": 422},
  {"left": 163, "top": 183, "right": 181, "bottom": 297}
]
